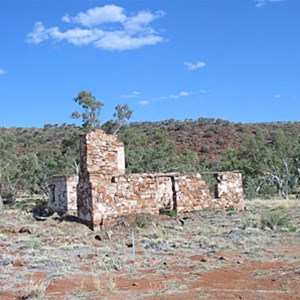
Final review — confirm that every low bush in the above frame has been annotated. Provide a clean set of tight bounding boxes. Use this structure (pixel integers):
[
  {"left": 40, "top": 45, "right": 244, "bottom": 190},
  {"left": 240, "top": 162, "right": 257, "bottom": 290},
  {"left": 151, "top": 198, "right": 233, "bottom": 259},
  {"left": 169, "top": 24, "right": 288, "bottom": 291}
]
[{"left": 261, "top": 211, "right": 294, "bottom": 231}]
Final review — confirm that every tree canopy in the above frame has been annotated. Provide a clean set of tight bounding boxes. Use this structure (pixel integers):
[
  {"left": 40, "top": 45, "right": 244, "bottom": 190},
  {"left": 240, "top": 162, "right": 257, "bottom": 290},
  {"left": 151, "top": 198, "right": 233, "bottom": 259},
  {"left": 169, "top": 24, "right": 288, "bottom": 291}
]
[
  {"left": 1, "top": 118, "right": 300, "bottom": 202},
  {"left": 71, "top": 91, "right": 104, "bottom": 132}
]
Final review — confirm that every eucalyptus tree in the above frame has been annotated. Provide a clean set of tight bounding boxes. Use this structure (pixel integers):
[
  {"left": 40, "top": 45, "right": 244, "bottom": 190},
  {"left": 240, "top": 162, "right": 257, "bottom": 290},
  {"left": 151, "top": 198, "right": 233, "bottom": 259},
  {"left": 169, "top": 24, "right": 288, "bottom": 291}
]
[
  {"left": 222, "top": 129, "right": 300, "bottom": 199},
  {"left": 71, "top": 91, "right": 104, "bottom": 132},
  {"left": 112, "top": 104, "right": 133, "bottom": 135}
]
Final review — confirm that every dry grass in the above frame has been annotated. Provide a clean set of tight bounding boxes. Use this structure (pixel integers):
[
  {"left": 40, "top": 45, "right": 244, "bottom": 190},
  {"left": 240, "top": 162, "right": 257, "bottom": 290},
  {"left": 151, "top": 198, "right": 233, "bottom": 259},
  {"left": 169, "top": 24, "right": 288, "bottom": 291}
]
[
  {"left": 245, "top": 198, "right": 300, "bottom": 210},
  {"left": 0, "top": 198, "right": 299, "bottom": 299},
  {"left": 21, "top": 279, "right": 49, "bottom": 299}
]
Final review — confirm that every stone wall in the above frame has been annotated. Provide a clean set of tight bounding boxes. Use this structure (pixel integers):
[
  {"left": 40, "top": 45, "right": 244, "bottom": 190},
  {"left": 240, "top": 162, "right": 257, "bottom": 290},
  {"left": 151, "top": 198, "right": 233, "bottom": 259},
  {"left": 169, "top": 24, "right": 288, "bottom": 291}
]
[
  {"left": 48, "top": 175, "right": 78, "bottom": 215},
  {"left": 89, "top": 173, "right": 214, "bottom": 227},
  {"left": 76, "top": 130, "right": 244, "bottom": 229},
  {"left": 48, "top": 130, "right": 244, "bottom": 228},
  {"left": 80, "top": 130, "right": 125, "bottom": 178},
  {"left": 214, "top": 172, "right": 244, "bottom": 210},
  {"left": 175, "top": 174, "right": 211, "bottom": 213},
  {"left": 77, "top": 130, "right": 126, "bottom": 228},
  {"left": 92, "top": 174, "right": 169, "bottom": 227}
]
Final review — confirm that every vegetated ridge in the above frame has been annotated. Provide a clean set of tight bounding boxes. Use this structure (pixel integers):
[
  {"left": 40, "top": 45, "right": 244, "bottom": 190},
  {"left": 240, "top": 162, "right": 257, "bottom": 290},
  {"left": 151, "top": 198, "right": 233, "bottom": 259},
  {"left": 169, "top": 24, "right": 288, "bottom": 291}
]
[
  {"left": 1, "top": 118, "right": 300, "bottom": 163},
  {"left": 1, "top": 118, "right": 300, "bottom": 200},
  {"left": 126, "top": 118, "right": 300, "bottom": 161}
]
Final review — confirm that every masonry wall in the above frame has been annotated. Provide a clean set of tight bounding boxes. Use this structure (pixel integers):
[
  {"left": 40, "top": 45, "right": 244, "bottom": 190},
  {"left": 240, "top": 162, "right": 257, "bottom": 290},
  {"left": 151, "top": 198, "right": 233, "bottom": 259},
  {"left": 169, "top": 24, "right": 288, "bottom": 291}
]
[
  {"left": 92, "top": 174, "right": 169, "bottom": 227},
  {"left": 214, "top": 172, "right": 244, "bottom": 210},
  {"left": 48, "top": 175, "right": 78, "bottom": 215},
  {"left": 175, "top": 174, "right": 211, "bottom": 213},
  {"left": 76, "top": 130, "right": 244, "bottom": 229},
  {"left": 77, "top": 130, "right": 126, "bottom": 228},
  {"left": 92, "top": 173, "right": 216, "bottom": 227}
]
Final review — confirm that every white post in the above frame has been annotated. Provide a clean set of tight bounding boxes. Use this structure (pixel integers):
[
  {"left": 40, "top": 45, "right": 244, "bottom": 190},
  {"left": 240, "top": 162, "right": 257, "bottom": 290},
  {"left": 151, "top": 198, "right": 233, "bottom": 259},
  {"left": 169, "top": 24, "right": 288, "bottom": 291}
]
[{"left": 132, "top": 227, "right": 136, "bottom": 261}]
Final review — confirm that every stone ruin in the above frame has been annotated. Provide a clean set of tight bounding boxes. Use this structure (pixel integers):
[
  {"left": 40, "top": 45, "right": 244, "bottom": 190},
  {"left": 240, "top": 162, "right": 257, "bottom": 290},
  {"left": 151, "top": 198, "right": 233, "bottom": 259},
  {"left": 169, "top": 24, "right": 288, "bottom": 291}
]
[
  {"left": 49, "top": 130, "right": 244, "bottom": 230},
  {"left": 48, "top": 175, "right": 78, "bottom": 216}
]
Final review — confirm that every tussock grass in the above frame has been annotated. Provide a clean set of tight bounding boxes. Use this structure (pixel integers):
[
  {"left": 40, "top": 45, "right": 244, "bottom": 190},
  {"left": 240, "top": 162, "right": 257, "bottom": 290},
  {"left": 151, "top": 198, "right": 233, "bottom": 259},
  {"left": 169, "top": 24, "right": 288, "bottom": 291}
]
[
  {"left": 1, "top": 196, "right": 300, "bottom": 298},
  {"left": 21, "top": 279, "right": 49, "bottom": 299}
]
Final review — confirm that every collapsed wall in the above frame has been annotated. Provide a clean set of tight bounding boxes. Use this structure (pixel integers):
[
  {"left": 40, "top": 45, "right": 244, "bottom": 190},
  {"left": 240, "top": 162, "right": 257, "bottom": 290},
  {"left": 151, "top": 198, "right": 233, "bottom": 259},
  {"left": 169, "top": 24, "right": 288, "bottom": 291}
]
[
  {"left": 90, "top": 173, "right": 212, "bottom": 228},
  {"left": 214, "top": 172, "right": 244, "bottom": 210},
  {"left": 48, "top": 175, "right": 78, "bottom": 215},
  {"left": 75, "top": 130, "right": 244, "bottom": 230}
]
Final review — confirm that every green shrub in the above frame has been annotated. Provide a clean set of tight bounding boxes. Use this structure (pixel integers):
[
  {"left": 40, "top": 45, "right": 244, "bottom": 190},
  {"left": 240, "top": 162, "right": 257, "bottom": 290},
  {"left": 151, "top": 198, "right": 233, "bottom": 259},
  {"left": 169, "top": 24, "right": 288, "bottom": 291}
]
[
  {"left": 159, "top": 210, "right": 177, "bottom": 217},
  {"left": 135, "top": 214, "right": 154, "bottom": 229},
  {"left": 261, "top": 211, "right": 292, "bottom": 231}
]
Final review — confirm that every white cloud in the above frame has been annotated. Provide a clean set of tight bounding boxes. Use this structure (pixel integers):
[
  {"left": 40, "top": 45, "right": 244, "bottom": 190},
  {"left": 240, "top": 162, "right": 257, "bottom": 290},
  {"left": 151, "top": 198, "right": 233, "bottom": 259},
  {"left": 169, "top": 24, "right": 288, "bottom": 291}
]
[
  {"left": 274, "top": 93, "right": 281, "bottom": 99},
  {"left": 255, "top": 0, "right": 285, "bottom": 8},
  {"left": 46, "top": 27, "right": 103, "bottom": 46},
  {"left": 94, "top": 31, "right": 163, "bottom": 51},
  {"left": 26, "top": 21, "right": 49, "bottom": 44},
  {"left": 62, "top": 14, "right": 71, "bottom": 23},
  {"left": 121, "top": 91, "right": 141, "bottom": 99},
  {"left": 71, "top": 5, "right": 126, "bottom": 27},
  {"left": 0, "top": 68, "right": 6, "bottom": 76},
  {"left": 139, "top": 100, "right": 150, "bottom": 106},
  {"left": 200, "top": 89, "right": 208, "bottom": 94},
  {"left": 184, "top": 61, "right": 206, "bottom": 71},
  {"left": 124, "top": 10, "right": 163, "bottom": 34},
  {"left": 167, "top": 91, "right": 191, "bottom": 99},
  {"left": 26, "top": 4, "right": 165, "bottom": 51}
]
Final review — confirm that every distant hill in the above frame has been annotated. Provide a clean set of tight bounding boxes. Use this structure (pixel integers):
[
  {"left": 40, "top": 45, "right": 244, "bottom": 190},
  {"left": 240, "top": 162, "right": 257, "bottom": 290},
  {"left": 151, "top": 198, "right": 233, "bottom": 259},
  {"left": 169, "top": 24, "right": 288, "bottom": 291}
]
[
  {"left": 126, "top": 118, "right": 300, "bottom": 162},
  {"left": 1, "top": 118, "right": 300, "bottom": 162},
  {"left": 1, "top": 118, "right": 300, "bottom": 199},
  {"left": 0, "top": 123, "right": 80, "bottom": 152}
]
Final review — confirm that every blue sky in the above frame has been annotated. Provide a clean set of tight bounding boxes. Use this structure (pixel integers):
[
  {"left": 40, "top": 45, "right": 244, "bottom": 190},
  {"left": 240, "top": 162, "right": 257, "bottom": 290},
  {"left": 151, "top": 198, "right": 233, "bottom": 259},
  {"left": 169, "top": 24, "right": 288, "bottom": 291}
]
[{"left": 0, "top": 0, "right": 299, "bottom": 127}]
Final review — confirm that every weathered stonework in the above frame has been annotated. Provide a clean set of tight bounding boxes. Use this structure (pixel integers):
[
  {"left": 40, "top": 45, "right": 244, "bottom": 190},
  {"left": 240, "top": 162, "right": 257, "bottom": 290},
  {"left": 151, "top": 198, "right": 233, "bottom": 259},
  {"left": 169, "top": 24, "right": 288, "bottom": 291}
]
[
  {"left": 75, "top": 130, "right": 244, "bottom": 229},
  {"left": 214, "top": 172, "right": 244, "bottom": 210},
  {"left": 48, "top": 175, "right": 78, "bottom": 215},
  {"left": 77, "top": 130, "right": 126, "bottom": 227},
  {"left": 86, "top": 173, "right": 213, "bottom": 227},
  {"left": 49, "top": 130, "right": 244, "bottom": 229},
  {"left": 175, "top": 174, "right": 211, "bottom": 213}
]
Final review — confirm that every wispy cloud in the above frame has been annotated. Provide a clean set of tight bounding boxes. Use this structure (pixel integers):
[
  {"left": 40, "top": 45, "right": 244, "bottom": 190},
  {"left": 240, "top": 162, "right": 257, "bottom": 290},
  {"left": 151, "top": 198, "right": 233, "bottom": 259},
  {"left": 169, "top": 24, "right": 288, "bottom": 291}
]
[
  {"left": 26, "top": 4, "right": 165, "bottom": 51},
  {"left": 138, "top": 100, "right": 150, "bottom": 106},
  {"left": 0, "top": 68, "right": 6, "bottom": 76},
  {"left": 255, "top": 0, "right": 285, "bottom": 8},
  {"left": 200, "top": 89, "right": 208, "bottom": 94},
  {"left": 160, "top": 91, "right": 191, "bottom": 100},
  {"left": 169, "top": 91, "right": 190, "bottom": 99},
  {"left": 274, "top": 93, "right": 281, "bottom": 99},
  {"left": 139, "top": 89, "right": 205, "bottom": 105},
  {"left": 184, "top": 61, "right": 206, "bottom": 71},
  {"left": 121, "top": 91, "right": 141, "bottom": 99}
]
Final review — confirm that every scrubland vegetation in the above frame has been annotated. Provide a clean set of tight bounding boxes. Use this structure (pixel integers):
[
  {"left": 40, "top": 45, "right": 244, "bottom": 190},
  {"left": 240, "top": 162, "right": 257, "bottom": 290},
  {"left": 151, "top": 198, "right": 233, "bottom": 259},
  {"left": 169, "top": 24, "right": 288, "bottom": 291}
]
[
  {"left": 1, "top": 93, "right": 300, "bottom": 297},
  {"left": 1, "top": 118, "right": 300, "bottom": 204}
]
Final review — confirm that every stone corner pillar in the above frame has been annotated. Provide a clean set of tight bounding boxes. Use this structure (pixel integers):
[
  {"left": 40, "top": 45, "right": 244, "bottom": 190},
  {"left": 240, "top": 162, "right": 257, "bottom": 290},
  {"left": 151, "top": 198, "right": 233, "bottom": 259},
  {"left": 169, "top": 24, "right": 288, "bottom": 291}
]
[{"left": 77, "top": 129, "right": 126, "bottom": 229}]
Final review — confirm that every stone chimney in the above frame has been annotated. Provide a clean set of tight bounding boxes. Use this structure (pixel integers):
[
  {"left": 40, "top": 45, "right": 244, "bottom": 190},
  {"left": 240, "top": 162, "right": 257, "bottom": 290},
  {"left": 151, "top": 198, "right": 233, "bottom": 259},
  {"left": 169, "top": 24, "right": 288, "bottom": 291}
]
[{"left": 77, "top": 130, "right": 125, "bottom": 228}]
